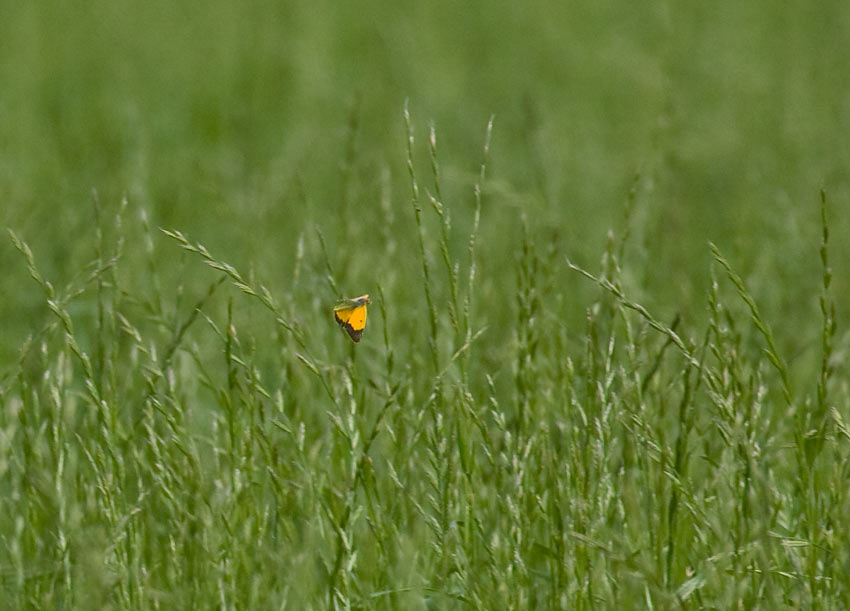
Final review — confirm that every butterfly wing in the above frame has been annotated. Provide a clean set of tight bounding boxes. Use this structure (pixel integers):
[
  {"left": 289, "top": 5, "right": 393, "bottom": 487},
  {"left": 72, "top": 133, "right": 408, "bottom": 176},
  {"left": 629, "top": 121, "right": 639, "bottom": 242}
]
[
  {"left": 334, "top": 304, "right": 367, "bottom": 342},
  {"left": 348, "top": 304, "right": 367, "bottom": 329}
]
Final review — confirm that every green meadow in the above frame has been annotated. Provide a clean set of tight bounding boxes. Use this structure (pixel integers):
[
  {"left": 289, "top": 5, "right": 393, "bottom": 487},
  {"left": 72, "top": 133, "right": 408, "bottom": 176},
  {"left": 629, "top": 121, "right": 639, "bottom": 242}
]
[{"left": 2, "top": 1, "right": 850, "bottom": 608}]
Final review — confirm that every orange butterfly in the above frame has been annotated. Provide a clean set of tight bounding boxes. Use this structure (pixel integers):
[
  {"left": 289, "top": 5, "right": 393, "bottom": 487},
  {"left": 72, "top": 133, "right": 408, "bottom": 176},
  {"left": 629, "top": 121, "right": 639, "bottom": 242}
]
[{"left": 333, "top": 294, "right": 371, "bottom": 343}]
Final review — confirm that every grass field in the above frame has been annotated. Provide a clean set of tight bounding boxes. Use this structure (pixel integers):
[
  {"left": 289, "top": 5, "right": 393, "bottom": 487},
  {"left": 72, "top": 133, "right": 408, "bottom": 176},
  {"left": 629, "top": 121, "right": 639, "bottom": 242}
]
[{"left": 2, "top": 1, "right": 850, "bottom": 608}]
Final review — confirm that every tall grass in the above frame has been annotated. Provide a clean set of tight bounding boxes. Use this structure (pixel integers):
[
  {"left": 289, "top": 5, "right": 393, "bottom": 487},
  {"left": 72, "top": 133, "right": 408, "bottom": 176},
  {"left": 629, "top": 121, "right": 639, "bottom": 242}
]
[{"left": 2, "top": 112, "right": 849, "bottom": 609}]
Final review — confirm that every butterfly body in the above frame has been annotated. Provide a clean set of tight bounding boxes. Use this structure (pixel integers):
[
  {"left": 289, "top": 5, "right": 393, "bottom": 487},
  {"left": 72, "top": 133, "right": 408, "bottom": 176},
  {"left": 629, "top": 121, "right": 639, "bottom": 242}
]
[{"left": 333, "top": 294, "right": 371, "bottom": 342}]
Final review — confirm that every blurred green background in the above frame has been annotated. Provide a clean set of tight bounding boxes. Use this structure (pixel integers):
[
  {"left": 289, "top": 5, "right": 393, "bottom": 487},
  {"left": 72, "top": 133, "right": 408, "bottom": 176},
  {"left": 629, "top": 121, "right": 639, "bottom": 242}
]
[{"left": 2, "top": 0, "right": 849, "bottom": 363}]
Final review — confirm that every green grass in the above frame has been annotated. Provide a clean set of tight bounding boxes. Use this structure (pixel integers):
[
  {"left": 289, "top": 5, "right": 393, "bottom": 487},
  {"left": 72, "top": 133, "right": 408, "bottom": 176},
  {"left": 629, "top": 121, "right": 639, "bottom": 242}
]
[{"left": 2, "top": 1, "right": 850, "bottom": 608}]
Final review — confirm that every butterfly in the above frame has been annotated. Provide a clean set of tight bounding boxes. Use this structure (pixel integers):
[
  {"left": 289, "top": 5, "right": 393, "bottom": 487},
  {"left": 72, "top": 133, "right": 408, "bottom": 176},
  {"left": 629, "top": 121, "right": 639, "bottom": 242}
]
[{"left": 333, "top": 294, "right": 371, "bottom": 343}]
